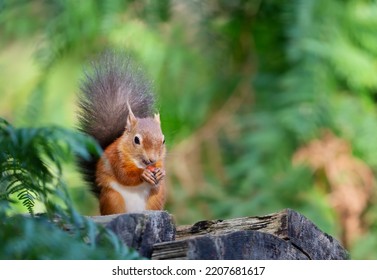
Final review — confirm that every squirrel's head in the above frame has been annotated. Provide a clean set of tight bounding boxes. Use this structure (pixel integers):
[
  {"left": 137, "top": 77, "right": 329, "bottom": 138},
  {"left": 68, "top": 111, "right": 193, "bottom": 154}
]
[{"left": 120, "top": 102, "right": 166, "bottom": 168}]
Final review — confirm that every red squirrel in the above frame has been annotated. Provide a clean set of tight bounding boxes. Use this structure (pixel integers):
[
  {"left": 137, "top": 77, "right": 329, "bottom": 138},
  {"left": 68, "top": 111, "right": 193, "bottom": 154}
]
[{"left": 77, "top": 51, "right": 166, "bottom": 215}]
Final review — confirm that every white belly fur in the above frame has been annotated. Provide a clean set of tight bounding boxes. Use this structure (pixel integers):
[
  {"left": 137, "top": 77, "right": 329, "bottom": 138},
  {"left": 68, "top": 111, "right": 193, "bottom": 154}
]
[{"left": 109, "top": 181, "right": 151, "bottom": 213}]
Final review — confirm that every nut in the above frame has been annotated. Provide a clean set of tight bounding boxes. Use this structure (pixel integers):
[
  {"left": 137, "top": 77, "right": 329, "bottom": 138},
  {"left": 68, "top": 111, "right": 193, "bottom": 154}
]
[{"left": 146, "top": 165, "right": 156, "bottom": 173}]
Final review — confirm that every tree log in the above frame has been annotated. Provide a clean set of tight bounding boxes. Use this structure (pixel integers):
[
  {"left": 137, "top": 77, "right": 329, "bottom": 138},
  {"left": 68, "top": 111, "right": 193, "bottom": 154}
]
[
  {"left": 90, "top": 208, "right": 348, "bottom": 260},
  {"left": 151, "top": 209, "right": 348, "bottom": 260}
]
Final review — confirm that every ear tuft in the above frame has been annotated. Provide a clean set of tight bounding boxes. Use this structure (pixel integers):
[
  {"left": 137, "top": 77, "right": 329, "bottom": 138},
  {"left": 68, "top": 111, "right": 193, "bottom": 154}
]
[
  {"left": 154, "top": 112, "right": 160, "bottom": 124},
  {"left": 126, "top": 100, "right": 137, "bottom": 131}
]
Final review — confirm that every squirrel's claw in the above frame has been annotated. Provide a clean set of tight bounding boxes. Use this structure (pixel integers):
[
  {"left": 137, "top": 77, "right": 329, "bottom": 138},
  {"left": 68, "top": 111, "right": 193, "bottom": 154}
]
[
  {"left": 142, "top": 169, "right": 157, "bottom": 186},
  {"left": 154, "top": 168, "right": 165, "bottom": 184},
  {"left": 142, "top": 168, "right": 165, "bottom": 188}
]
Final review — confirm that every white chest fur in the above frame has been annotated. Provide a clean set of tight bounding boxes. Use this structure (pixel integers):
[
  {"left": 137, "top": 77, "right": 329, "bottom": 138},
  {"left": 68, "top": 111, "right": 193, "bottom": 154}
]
[{"left": 109, "top": 181, "right": 152, "bottom": 213}]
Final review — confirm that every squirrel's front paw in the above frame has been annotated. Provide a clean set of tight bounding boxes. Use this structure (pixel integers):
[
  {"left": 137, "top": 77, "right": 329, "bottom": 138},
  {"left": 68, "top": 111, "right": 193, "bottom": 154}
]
[
  {"left": 142, "top": 169, "right": 157, "bottom": 186},
  {"left": 153, "top": 168, "right": 165, "bottom": 185},
  {"left": 142, "top": 167, "right": 165, "bottom": 187}
]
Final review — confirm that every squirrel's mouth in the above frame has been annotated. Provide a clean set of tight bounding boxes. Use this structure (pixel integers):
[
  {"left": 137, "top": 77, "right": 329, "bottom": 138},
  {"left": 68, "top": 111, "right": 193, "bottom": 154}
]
[
  {"left": 133, "top": 158, "right": 147, "bottom": 169},
  {"left": 142, "top": 159, "right": 150, "bottom": 166},
  {"left": 142, "top": 158, "right": 156, "bottom": 167}
]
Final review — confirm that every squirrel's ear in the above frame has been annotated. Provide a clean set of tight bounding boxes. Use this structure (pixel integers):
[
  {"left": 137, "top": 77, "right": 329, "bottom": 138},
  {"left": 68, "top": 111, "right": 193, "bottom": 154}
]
[
  {"left": 154, "top": 112, "right": 160, "bottom": 124},
  {"left": 126, "top": 101, "right": 137, "bottom": 131}
]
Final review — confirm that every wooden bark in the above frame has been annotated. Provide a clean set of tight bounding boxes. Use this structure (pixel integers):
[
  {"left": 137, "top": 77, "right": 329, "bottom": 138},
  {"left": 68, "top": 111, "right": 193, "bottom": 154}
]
[
  {"left": 91, "top": 211, "right": 175, "bottom": 258},
  {"left": 151, "top": 209, "right": 349, "bottom": 260}
]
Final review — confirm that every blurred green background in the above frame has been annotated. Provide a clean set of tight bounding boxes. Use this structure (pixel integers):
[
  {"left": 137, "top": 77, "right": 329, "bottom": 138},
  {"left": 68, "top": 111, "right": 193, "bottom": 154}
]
[{"left": 1, "top": 0, "right": 377, "bottom": 259}]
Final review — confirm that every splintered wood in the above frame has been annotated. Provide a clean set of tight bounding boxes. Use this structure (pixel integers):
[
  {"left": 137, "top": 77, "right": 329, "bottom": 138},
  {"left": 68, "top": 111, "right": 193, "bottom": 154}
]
[{"left": 151, "top": 209, "right": 348, "bottom": 260}]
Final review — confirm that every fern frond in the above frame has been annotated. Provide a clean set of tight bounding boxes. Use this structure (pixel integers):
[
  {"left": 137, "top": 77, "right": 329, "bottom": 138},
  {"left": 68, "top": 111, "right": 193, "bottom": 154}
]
[
  {"left": 0, "top": 117, "right": 101, "bottom": 213},
  {"left": 17, "top": 189, "right": 37, "bottom": 215}
]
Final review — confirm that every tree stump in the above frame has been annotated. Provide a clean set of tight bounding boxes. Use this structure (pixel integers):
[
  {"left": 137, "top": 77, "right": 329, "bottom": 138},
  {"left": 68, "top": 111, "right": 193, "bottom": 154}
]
[
  {"left": 91, "top": 211, "right": 175, "bottom": 258},
  {"left": 90, "top": 208, "right": 348, "bottom": 260}
]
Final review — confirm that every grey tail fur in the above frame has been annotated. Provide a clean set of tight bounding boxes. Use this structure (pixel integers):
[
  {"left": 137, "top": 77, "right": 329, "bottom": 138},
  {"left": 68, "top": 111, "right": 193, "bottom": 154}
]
[{"left": 77, "top": 50, "right": 155, "bottom": 196}]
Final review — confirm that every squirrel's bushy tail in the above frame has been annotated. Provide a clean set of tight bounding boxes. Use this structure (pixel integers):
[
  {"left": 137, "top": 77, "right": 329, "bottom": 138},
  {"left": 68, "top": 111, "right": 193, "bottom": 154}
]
[
  {"left": 77, "top": 51, "right": 155, "bottom": 195},
  {"left": 78, "top": 51, "right": 155, "bottom": 148}
]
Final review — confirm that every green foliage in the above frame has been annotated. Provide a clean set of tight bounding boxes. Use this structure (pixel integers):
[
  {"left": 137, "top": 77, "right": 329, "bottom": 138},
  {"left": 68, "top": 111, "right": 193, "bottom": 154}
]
[
  {"left": 0, "top": 118, "right": 98, "bottom": 214},
  {"left": 0, "top": 203, "right": 140, "bottom": 259},
  {"left": 0, "top": 118, "right": 142, "bottom": 259}
]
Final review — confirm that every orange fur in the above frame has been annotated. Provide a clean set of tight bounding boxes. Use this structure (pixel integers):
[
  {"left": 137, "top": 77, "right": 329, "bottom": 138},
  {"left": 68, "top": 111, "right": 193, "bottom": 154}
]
[
  {"left": 99, "top": 187, "right": 126, "bottom": 215},
  {"left": 95, "top": 120, "right": 166, "bottom": 215},
  {"left": 146, "top": 183, "right": 166, "bottom": 210}
]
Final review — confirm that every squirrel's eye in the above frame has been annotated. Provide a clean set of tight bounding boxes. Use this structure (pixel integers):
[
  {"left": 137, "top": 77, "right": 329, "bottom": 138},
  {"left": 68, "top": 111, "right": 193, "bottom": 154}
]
[
  {"left": 134, "top": 136, "right": 140, "bottom": 145},
  {"left": 163, "top": 138, "right": 165, "bottom": 145}
]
